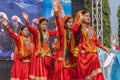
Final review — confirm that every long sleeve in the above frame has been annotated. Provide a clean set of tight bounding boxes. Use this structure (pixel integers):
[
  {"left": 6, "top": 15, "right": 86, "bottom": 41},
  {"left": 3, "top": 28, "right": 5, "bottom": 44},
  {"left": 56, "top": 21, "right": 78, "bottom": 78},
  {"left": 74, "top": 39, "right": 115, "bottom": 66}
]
[
  {"left": 72, "top": 22, "right": 80, "bottom": 35},
  {"left": 26, "top": 20, "right": 38, "bottom": 46},
  {"left": 26, "top": 20, "right": 38, "bottom": 38},
  {"left": 48, "top": 30, "right": 57, "bottom": 37},
  {"left": 55, "top": 16, "right": 64, "bottom": 37},
  {"left": 95, "top": 38, "right": 108, "bottom": 52},
  {"left": 93, "top": 29, "right": 103, "bottom": 48},
  {"left": 95, "top": 38, "right": 102, "bottom": 48},
  {"left": 6, "top": 27, "right": 20, "bottom": 48},
  {"left": 95, "top": 38, "right": 107, "bottom": 51},
  {"left": 54, "top": 16, "right": 64, "bottom": 50}
]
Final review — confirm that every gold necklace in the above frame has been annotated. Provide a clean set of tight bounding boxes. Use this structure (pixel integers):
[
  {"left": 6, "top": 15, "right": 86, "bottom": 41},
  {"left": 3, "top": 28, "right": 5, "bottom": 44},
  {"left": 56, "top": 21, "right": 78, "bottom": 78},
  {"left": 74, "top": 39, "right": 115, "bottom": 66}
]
[
  {"left": 23, "top": 37, "right": 31, "bottom": 47},
  {"left": 84, "top": 26, "right": 93, "bottom": 38}
]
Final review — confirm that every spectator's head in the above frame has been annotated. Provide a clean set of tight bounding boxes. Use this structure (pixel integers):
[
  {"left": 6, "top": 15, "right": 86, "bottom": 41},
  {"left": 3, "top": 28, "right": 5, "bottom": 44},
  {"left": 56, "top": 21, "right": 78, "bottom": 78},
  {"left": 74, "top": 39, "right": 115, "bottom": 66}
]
[
  {"left": 0, "top": 12, "right": 9, "bottom": 22},
  {"left": 32, "top": 18, "right": 38, "bottom": 28},
  {"left": 11, "top": 15, "right": 23, "bottom": 27}
]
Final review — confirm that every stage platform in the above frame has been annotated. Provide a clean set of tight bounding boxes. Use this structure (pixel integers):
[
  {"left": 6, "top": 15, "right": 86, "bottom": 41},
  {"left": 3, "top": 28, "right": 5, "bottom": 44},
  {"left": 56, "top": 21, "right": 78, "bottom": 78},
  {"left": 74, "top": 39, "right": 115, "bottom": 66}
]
[{"left": 0, "top": 60, "right": 13, "bottom": 80}]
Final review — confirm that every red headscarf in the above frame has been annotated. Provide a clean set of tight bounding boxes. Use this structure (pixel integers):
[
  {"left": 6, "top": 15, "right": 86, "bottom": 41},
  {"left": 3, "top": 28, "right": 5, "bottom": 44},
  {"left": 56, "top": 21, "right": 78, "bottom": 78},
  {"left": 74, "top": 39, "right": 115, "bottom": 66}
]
[{"left": 61, "top": 15, "right": 73, "bottom": 28}]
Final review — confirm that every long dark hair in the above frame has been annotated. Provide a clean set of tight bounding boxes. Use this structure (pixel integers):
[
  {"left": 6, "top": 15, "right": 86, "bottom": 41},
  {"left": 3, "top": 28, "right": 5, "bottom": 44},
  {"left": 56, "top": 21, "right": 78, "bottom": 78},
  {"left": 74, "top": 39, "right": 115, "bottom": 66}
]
[
  {"left": 38, "top": 17, "right": 48, "bottom": 43},
  {"left": 75, "top": 10, "right": 89, "bottom": 46},
  {"left": 64, "top": 17, "right": 73, "bottom": 40},
  {"left": 75, "top": 24, "right": 82, "bottom": 46},
  {"left": 82, "top": 10, "right": 89, "bottom": 15}
]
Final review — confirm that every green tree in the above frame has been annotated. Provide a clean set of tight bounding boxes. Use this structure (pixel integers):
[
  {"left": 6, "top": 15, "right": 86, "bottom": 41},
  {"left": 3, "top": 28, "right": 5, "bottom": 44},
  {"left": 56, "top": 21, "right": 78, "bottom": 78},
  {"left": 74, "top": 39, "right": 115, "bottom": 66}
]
[
  {"left": 84, "top": 0, "right": 92, "bottom": 13},
  {"left": 102, "top": 0, "right": 111, "bottom": 48},
  {"left": 84, "top": 0, "right": 111, "bottom": 48},
  {"left": 117, "top": 5, "right": 120, "bottom": 46}
]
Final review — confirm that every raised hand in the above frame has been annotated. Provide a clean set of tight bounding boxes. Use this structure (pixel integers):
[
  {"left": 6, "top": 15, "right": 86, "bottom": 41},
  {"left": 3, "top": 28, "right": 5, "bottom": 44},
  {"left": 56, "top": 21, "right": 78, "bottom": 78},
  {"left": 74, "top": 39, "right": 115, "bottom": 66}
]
[
  {"left": 53, "top": 1, "right": 60, "bottom": 15},
  {"left": 1, "top": 19, "right": 9, "bottom": 28},
  {"left": 22, "top": 12, "right": 28, "bottom": 21},
  {"left": 78, "top": 10, "right": 84, "bottom": 24},
  {"left": 102, "top": 46, "right": 110, "bottom": 55}
]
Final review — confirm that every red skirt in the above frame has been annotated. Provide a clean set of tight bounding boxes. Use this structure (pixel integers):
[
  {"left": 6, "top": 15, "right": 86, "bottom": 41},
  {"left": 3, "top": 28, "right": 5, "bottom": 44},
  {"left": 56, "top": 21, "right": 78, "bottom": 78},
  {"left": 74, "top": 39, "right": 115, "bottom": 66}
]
[
  {"left": 53, "top": 58, "right": 64, "bottom": 80},
  {"left": 63, "top": 67, "right": 75, "bottom": 80},
  {"left": 49, "top": 51, "right": 63, "bottom": 80},
  {"left": 29, "top": 53, "right": 51, "bottom": 80},
  {"left": 52, "top": 51, "right": 75, "bottom": 80},
  {"left": 29, "top": 52, "right": 36, "bottom": 80},
  {"left": 75, "top": 52, "right": 104, "bottom": 80},
  {"left": 11, "top": 57, "right": 31, "bottom": 80},
  {"left": 11, "top": 59, "right": 22, "bottom": 80}
]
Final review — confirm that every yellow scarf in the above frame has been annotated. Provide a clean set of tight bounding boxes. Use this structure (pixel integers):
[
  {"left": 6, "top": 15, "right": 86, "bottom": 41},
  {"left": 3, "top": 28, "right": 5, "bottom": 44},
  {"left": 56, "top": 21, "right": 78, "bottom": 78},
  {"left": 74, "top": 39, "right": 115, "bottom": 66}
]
[
  {"left": 63, "top": 30, "right": 75, "bottom": 68},
  {"left": 14, "top": 36, "right": 33, "bottom": 59}
]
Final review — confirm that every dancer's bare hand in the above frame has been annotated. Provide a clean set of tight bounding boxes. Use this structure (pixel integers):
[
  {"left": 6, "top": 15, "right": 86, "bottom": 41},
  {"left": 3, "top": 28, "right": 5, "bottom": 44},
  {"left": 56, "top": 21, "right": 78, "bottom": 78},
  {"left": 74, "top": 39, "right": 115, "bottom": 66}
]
[
  {"left": 78, "top": 11, "right": 84, "bottom": 23},
  {"left": 53, "top": 2, "right": 59, "bottom": 15},
  {"left": 1, "top": 19, "right": 9, "bottom": 28},
  {"left": 22, "top": 12, "right": 28, "bottom": 21}
]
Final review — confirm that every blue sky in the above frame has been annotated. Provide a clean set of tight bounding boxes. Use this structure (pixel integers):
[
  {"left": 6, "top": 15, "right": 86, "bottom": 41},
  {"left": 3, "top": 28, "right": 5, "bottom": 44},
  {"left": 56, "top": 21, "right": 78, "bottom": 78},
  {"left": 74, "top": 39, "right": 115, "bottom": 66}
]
[{"left": 109, "top": 0, "right": 120, "bottom": 35}]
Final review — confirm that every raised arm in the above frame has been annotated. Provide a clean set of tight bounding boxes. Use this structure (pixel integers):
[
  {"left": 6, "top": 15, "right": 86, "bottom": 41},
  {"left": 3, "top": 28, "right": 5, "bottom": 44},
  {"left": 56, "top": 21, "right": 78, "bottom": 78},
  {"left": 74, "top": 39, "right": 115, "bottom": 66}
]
[
  {"left": 53, "top": 1, "right": 65, "bottom": 50},
  {"left": 93, "top": 29, "right": 110, "bottom": 54},
  {"left": 48, "top": 30, "right": 57, "bottom": 37},
  {"left": 1, "top": 19, "right": 19, "bottom": 42},
  {"left": 53, "top": 1, "right": 64, "bottom": 38},
  {"left": 22, "top": 12, "right": 38, "bottom": 37},
  {"left": 72, "top": 22, "right": 80, "bottom": 35},
  {"left": 72, "top": 10, "right": 84, "bottom": 36}
]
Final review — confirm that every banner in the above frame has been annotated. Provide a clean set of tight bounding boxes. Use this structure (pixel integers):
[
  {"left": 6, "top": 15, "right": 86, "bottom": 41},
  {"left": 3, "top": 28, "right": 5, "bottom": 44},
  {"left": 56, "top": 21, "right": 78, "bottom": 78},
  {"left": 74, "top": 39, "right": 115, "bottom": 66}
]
[
  {"left": 0, "top": 0, "right": 72, "bottom": 58},
  {"left": 0, "top": 0, "right": 43, "bottom": 58},
  {"left": 43, "top": 0, "right": 72, "bottom": 19}
]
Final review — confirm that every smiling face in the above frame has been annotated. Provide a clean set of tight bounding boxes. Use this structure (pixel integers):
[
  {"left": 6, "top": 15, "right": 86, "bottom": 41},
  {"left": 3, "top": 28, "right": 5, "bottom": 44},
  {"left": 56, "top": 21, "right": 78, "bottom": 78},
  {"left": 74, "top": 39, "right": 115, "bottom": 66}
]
[
  {"left": 38, "top": 17, "right": 48, "bottom": 31},
  {"left": 21, "top": 27, "right": 29, "bottom": 37},
  {"left": 39, "top": 20, "right": 47, "bottom": 31},
  {"left": 65, "top": 18, "right": 73, "bottom": 29},
  {"left": 83, "top": 12, "right": 91, "bottom": 24},
  {"left": 64, "top": 17, "right": 73, "bottom": 29}
]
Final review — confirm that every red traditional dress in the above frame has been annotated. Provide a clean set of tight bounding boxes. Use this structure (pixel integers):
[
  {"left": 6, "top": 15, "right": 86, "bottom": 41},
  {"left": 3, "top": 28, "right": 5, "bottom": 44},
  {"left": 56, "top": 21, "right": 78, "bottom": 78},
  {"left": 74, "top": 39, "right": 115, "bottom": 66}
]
[
  {"left": 54, "top": 15, "right": 76, "bottom": 80},
  {"left": 72, "top": 22, "right": 105, "bottom": 80},
  {"left": 48, "top": 32, "right": 61, "bottom": 80},
  {"left": 26, "top": 21, "right": 57, "bottom": 80},
  {"left": 6, "top": 27, "right": 34, "bottom": 80}
]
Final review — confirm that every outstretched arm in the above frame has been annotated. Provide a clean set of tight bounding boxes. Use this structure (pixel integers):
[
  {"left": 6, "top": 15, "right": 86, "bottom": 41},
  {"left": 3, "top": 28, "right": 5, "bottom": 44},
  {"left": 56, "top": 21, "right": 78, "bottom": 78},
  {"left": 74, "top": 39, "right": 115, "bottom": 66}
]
[
  {"left": 53, "top": 1, "right": 64, "bottom": 38},
  {"left": 22, "top": 12, "right": 38, "bottom": 37},
  {"left": 93, "top": 29, "right": 110, "bottom": 54},
  {"left": 48, "top": 30, "right": 57, "bottom": 37},
  {"left": 72, "top": 22, "right": 80, "bottom": 35},
  {"left": 96, "top": 39, "right": 110, "bottom": 54},
  {"left": 0, "top": 19, "right": 21, "bottom": 52},
  {"left": 53, "top": 1, "right": 64, "bottom": 49},
  {"left": 1, "top": 19, "right": 19, "bottom": 42}
]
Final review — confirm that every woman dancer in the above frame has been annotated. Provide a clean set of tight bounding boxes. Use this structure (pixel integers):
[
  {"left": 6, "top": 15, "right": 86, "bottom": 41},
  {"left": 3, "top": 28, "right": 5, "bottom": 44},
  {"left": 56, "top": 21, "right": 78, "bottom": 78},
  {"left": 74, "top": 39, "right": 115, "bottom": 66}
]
[
  {"left": 22, "top": 12, "right": 57, "bottom": 80},
  {"left": 1, "top": 19, "right": 34, "bottom": 80},
  {"left": 53, "top": 1, "right": 76, "bottom": 80},
  {"left": 73, "top": 10, "right": 110, "bottom": 80}
]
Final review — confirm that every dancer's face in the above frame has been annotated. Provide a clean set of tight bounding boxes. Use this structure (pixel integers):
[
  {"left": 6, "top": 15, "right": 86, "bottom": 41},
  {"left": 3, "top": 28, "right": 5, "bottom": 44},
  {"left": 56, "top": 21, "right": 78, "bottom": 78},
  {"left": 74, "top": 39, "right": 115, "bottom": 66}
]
[
  {"left": 21, "top": 27, "right": 29, "bottom": 37},
  {"left": 66, "top": 18, "right": 73, "bottom": 29},
  {"left": 39, "top": 21, "right": 47, "bottom": 31},
  {"left": 83, "top": 12, "right": 91, "bottom": 24}
]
